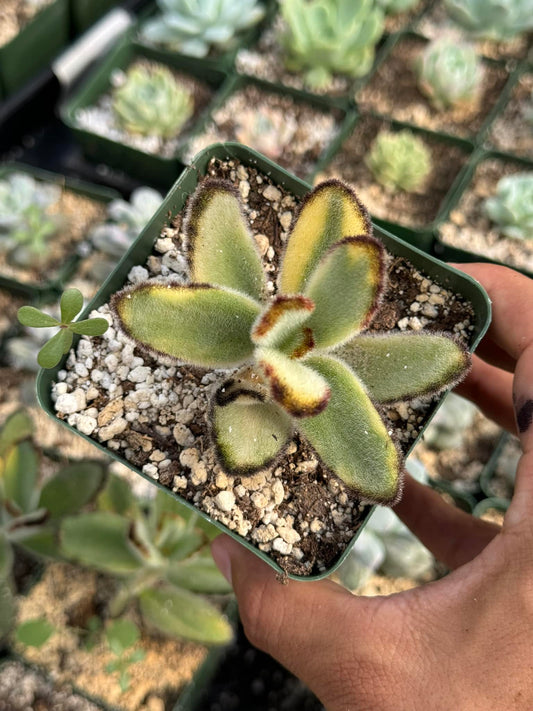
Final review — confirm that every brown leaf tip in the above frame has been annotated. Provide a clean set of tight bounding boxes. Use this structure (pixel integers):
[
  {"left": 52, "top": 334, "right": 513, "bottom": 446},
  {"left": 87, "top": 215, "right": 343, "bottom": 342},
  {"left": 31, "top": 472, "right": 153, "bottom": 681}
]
[{"left": 252, "top": 294, "right": 315, "bottom": 340}]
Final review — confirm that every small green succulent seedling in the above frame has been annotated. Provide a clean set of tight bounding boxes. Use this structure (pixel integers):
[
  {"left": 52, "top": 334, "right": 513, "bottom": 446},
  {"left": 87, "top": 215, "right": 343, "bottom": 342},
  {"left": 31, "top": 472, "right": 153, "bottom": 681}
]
[
  {"left": 112, "top": 64, "right": 194, "bottom": 140},
  {"left": 105, "top": 619, "right": 145, "bottom": 692},
  {"left": 0, "top": 172, "right": 61, "bottom": 268},
  {"left": 365, "top": 129, "right": 432, "bottom": 193},
  {"left": 234, "top": 106, "right": 298, "bottom": 161},
  {"left": 443, "top": 0, "right": 533, "bottom": 42},
  {"left": 17, "top": 288, "right": 109, "bottom": 368},
  {"left": 15, "top": 617, "right": 55, "bottom": 649},
  {"left": 278, "top": 0, "right": 384, "bottom": 90},
  {"left": 415, "top": 37, "right": 483, "bottom": 111},
  {"left": 112, "top": 178, "right": 470, "bottom": 504},
  {"left": 376, "top": 0, "right": 419, "bottom": 15},
  {"left": 0, "top": 409, "right": 106, "bottom": 637},
  {"left": 484, "top": 173, "right": 533, "bottom": 241},
  {"left": 60, "top": 475, "right": 233, "bottom": 645},
  {"left": 140, "top": 0, "right": 265, "bottom": 57}
]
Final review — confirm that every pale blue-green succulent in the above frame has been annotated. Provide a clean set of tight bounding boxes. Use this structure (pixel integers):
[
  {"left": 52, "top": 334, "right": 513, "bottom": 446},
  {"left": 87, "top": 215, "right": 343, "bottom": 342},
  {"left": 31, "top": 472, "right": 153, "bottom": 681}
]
[
  {"left": 484, "top": 172, "right": 533, "bottom": 241},
  {"left": 112, "top": 178, "right": 470, "bottom": 505},
  {"left": 112, "top": 64, "right": 194, "bottom": 140},
  {"left": 140, "top": 0, "right": 265, "bottom": 57},
  {"left": 416, "top": 37, "right": 483, "bottom": 111},
  {"left": 444, "top": 0, "right": 533, "bottom": 42},
  {"left": 278, "top": 0, "right": 384, "bottom": 89},
  {"left": 365, "top": 129, "right": 432, "bottom": 192},
  {"left": 0, "top": 172, "right": 61, "bottom": 267}
]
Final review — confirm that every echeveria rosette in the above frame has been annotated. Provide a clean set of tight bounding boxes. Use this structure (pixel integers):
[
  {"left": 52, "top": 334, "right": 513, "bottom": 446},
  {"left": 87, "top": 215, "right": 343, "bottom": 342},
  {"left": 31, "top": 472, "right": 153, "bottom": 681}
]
[{"left": 112, "top": 179, "right": 470, "bottom": 505}]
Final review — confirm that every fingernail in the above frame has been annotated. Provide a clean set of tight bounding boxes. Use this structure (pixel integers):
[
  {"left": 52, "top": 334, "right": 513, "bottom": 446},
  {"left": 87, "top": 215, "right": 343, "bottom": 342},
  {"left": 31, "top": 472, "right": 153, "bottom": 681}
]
[{"left": 211, "top": 535, "right": 233, "bottom": 585}]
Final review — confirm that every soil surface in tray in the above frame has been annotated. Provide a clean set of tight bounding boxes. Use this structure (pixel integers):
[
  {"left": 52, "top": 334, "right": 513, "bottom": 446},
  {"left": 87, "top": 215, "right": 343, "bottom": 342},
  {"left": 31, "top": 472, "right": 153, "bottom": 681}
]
[
  {"left": 52, "top": 157, "right": 475, "bottom": 577},
  {"left": 317, "top": 113, "right": 470, "bottom": 230},
  {"left": 0, "top": 0, "right": 54, "bottom": 48},
  {"left": 488, "top": 72, "right": 533, "bottom": 161},
  {"left": 356, "top": 34, "right": 508, "bottom": 140},
  {"left": 439, "top": 157, "right": 533, "bottom": 274}
]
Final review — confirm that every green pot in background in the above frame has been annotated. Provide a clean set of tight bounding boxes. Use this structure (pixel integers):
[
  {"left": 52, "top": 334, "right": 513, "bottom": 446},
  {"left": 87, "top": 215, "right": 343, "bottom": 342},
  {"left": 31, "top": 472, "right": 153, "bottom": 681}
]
[
  {"left": 0, "top": 0, "right": 69, "bottom": 96},
  {"left": 37, "top": 143, "right": 492, "bottom": 581},
  {"left": 70, "top": 0, "right": 121, "bottom": 36}
]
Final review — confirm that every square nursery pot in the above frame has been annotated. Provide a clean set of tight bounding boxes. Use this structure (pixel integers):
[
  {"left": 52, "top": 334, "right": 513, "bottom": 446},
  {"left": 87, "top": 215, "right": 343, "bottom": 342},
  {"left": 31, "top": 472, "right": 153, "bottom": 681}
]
[
  {"left": 37, "top": 143, "right": 492, "bottom": 581},
  {"left": 60, "top": 39, "right": 227, "bottom": 188},
  {"left": 434, "top": 150, "right": 533, "bottom": 278},
  {"left": 0, "top": 0, "right": 70, "bottom": 96},
  {"left": 318, "top": 111, "right": 474, "bottom": 253},
  {"left": 0, "top": 163, "right": 120, "bottom": 299}
]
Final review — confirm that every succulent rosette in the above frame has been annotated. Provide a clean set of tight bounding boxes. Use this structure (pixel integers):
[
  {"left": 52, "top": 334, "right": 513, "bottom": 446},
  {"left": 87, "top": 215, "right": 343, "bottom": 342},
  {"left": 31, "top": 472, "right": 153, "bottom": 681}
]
[{"left": 112, "top": 180, "right": 470, "bottom": 504}]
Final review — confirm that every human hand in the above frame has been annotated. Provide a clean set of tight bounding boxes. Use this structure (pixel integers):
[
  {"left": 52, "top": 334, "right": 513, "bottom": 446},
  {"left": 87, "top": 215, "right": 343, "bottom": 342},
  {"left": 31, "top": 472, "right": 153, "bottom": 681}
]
[{"left": 212, "top": 263, "right": 533, "bottom": 711}]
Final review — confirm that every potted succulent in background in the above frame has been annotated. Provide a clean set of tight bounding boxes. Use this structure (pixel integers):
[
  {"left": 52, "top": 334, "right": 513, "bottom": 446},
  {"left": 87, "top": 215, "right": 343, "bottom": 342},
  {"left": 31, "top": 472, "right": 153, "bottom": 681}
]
[
  {"left": 37, "top": 144, "right": 491, "bottom": 580},
  {"left": 0, "top": 0, "right": 69, "bottom": 96}
]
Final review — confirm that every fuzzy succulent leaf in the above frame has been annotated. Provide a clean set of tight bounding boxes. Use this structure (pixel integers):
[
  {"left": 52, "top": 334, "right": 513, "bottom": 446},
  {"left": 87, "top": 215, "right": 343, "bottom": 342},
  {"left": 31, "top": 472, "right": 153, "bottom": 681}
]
[
  {"left": 17, "top": 306, "right": 60, "bottom": 329},
  {"left": 3, "top": 441, "right": 39, "bottom": 514},
  {"left": 37, "top": 329, "right": 73, "bottom": 368},
  {"left": 0, "top": 533, "right": 13, "bottom": 580},
  {"left": 186, "top": 180, "right": 265, "bottom": 300},
  {"left": 112, "top": 283, "right": 260, "bottom": 368},
  {"left": 416, "top": 37, "right": 483, "bottom": 111},
  {"left": 0, "top": 410, "right": 33, "bottom": 457},
  {"left": 97, "top": 473, "right": 138, "bottom": 515},
  {"left": 279, "top": 180, "right": 371, "bottom": 295},
  {"left": 60, "top": 288, "right": 83, "bottom": 323},
  {"left": 18, "top": 527, "right": 60, "bottom": 559},
  {"left": 297, "top": 355, "right": 401, "bottom": 503},
  {"left": 483, "top": 173, "right": 533, "bottom": 241},
  {"left": 213, "top": 383, "right": 292, "bottom": 472},
  {"left": 0, "top": 580, "right": 15, "bottom": 638},
  {"left": 303, "top": 236, "right": 385, "bottom": 348},
  {"left": 279, "top": 0, "right": 384, "bottom": 88},
  {"left": 139, "top": 585, "right": 233, "bottom": 644},
  {"left": 251, "top": 295, "right": 315, "bottom": 352},
  {"left": 166, "top": 555, "right": 233, "bottom": 593},
  {"left": 38, "top": 462, "right": 105, "bottom": 518},
  {"left": 443, "top": 0, "right": 533, "bottom": 41},
  {"left": 61, "top": 512, "right": 146, "bottom": 574},
  {"left": 336, "top": 333, "right": 470, "bottom": 403},
  {"left": 112, "top": 63, "right": 193, "bottom": 140},
  {"left": 365, "top": 130, "right": 432, "bottom": 193}
]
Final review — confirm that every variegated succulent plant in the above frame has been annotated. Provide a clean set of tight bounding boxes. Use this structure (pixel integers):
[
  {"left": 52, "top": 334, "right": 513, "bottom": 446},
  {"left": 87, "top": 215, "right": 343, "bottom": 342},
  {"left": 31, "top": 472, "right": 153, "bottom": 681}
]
[{"left": 112, "top": 179, "right": 470, "bottom": 504}]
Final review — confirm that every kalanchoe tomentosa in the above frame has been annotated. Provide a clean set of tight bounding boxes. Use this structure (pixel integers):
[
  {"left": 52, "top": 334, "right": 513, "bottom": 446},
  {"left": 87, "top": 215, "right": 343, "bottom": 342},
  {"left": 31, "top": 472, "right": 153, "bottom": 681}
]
[
  {"left": 0, "top": 172, "right": 61, "bottom": 267},
  {"left": 140, "top": 0, "right": 265, "bottom": 57},
  {"left": 443, "top": 0, "right": 533, "bottom": 42},
  {"left": 278, "top": 0, "right": 384, "bottom": 90},
  {"left": 112, "top": 179, "right": 470, "bottom": 504},
  {"left": 17, "top": 288, "right": 109, "bottom": 368},
  {"left": 416, "top": 37, "right": 483, "bottom": 111},
  {"left": 112, "top": 64, "right": 194, "bottom": 140},
  {"left": 483, "top": 173, "right": 533, "bottom": 241},
  {"left": 365, "top": 129, "right": 432, "bottom": 193}
]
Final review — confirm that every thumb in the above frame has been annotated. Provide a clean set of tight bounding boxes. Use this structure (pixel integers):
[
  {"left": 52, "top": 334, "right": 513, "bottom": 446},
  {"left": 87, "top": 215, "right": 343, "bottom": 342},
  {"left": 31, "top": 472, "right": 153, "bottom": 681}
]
[{"left": 211, "top": 534, "right": 380, "bottom": 703}]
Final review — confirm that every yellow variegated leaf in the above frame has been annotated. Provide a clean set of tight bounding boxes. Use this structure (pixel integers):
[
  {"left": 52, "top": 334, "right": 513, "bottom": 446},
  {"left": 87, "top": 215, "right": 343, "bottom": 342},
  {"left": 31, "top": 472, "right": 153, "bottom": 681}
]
[
  {"left": 279, "top": 180, "right": 371, "bottom": 295},
  {"left": 251, "top": 295, "right": 314, "bottom": 354}
]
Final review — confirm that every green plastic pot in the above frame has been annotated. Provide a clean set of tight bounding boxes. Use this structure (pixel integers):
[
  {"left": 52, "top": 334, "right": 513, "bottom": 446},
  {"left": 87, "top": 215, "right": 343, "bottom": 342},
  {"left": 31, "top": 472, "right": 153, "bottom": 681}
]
[
  {"left": 0, "top": 0, "right": 69, "bottom": 95},
  {"left": 473, "top": 497, "right": 509, "bottom": 519},
  {"left": 0, "top": 163, "right": 119, "bottom": 299},
  {"left": 60, "top": 39, "right": 227, "bottom": 188},
  {"left": 70, "top": 0, "right": 120, "bottom": 35},
  {"left": 433, "top": 149, "right": 533, "bottom": 278},
  {"left": 37, "top": 142, "right": 492, "bottom": 581}
]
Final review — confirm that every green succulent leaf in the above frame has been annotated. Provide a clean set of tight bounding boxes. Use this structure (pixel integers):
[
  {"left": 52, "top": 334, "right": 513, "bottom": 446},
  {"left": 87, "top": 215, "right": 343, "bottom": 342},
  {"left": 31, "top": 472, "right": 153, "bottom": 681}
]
[
  {"left": 337, "top": 333, "right": 471, "bottom": 403},
  {"left": 251, "top": 295, "right": 315, "bottom": 352},
  {"left": 304, "top": 236, "right": 385, "bottom": 348},
  {"left": 3, "top": 441, "right": 39, "bottom": 513},
  {"left": 139, "top": 585, "right": 233, "bottom": 644},
  {"left": 60, "top": 288, "right": 83, "bottom": 323},
  {"left": 97, "top": 473, "right": 137, "bottom": 516},
  {"left": 212, "top": 381, "right": 292, "bottom": 473},
  {"left": 69, "top": 318, "right": 110, "bottom": 336},
  {"left": 279, "top": 180, "right": 371, "bottom": 295},
  {"left": 298, "top": 355, "right": 401, "bottom": 503},
  {"left": 0, "top": 579, "right": 14, "bottom": 638},
  {"left": 106, "top": 618, "right": 140, "bottom": 655},
  {"left": 17, "top": 306, "right": 60, "bottom": 328},
  {"left": 163, "top": 529, "right": 204, "bottom": 561},
  {"left": 60, "top": 512, "right": 146, "bottom": 575},
  {"left": 167, "top": 555, "right": 233, "bottom": 593},
  {"left": 0, "top": 533, "right": 13, "bottom": 580},
  {"left": 112, "top": 283, "right": 260, "bottom": 368},
  {"left": 0, "top": 410, "right": 33, "bottom": 457},
  {"left": 256, "top": 347, "right": 331, "bottom": 418},
  {"left": 38, "top": 462, "right": 105, "bottom": 518},
  {"left": 186, "top": 179, "right": 265, "bottom": 300},
  {"left": 15, "top": 617, "right": 54, "bottom": 648},
  {"left": 37, "top": 328, "right": 73, "bottom": 368},
  {"left": 19, "top": 526, "right": 60, "bottom": 558}
]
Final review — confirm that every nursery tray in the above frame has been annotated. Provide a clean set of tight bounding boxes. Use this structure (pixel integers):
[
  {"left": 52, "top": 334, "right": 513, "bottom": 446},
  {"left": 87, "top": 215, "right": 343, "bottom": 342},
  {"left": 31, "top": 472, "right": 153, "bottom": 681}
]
[
  {"left": 37, "top": 142, "right": 492, "bottom": 581},
  {"left": 0, "top": 162, "right": 120, "bottom": 298}
]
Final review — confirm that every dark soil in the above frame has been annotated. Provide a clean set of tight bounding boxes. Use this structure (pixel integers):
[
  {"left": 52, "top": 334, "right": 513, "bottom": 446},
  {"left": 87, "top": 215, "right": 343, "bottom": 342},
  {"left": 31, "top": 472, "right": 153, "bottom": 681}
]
[
  {"left": 319, "top": 113, "right": 471, "bottom": 229},
  {"left": 356, "top": 34, "right": 509, "bottom": 140}
]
